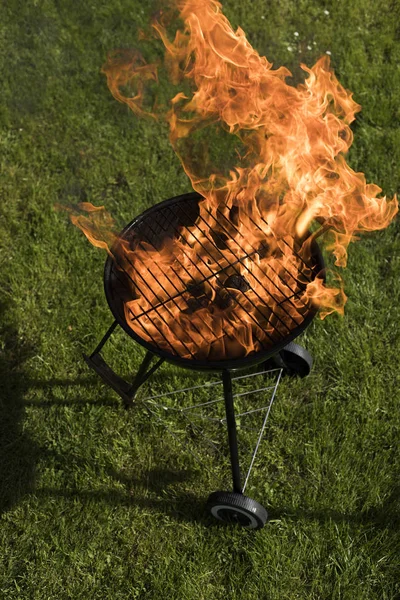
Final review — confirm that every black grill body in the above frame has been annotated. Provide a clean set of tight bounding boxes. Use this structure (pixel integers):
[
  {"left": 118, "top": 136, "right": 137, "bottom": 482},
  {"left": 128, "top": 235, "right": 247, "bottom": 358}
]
[{"left": 103, "top": 192, "right": 325, "bottom": 372}]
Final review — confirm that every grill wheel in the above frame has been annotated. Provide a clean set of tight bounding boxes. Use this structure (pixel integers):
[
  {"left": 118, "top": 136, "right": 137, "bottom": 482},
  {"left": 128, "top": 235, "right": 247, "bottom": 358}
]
[
  {"left": 206, "top": 491, "right": 268, "bottom": 530},
  {"left": 263, "top": 341, "right": 313, "bottom": 378}
]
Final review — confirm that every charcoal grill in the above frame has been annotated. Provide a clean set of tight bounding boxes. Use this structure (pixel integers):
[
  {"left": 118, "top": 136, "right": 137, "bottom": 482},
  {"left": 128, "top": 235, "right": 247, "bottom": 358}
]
[{"left": 84, "top": 191, "right": 325, "bottom": 529}]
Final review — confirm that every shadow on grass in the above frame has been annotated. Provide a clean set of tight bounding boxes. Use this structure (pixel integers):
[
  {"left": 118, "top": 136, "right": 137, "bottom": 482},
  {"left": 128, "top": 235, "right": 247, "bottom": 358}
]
[
  {"left": 0, "top": 301, "right": 40, "bottom": 516},
  {"left": 30, "top": 443, "right": 400, "bottom": 531},
  {"left": 269, "top": 491, "right": 400, "bottom": 533},
  {"left": 34, "top": 462, "right": 210, "bottom": 526},
  {"left": 22, "top": 365, "right": 213, "bottom": 407},
  {"left": 2, "top": 322, "right": 398, "bottom": 532},
  {"left": 31, "top": 482, "right": 400, "bottom": 531},
  {"left": 0, "top": 306, "right": 208, "bottom": 522}
]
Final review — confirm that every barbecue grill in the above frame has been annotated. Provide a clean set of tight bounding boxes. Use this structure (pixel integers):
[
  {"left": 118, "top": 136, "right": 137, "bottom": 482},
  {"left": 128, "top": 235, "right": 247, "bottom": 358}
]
[{"left": 84, "top": 191, "right": 325, "bottom": 529}]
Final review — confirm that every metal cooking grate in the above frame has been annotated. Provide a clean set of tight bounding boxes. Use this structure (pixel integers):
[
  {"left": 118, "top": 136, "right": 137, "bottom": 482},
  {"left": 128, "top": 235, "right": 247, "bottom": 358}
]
[{"left": 106, "top": 194, "right": 321, "bottom": 361}]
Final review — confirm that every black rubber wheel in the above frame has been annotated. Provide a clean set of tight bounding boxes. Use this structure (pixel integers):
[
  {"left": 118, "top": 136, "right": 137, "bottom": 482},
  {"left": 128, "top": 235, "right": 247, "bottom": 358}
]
[
  {"left": 279, "top": 341, "right": 313, "bottom": 377},
  {"left": 206, "top": 491, "right": 268, "bottom": 530},
  {"left": 264, "top": 341, "right": 312, "bottom": 378}
]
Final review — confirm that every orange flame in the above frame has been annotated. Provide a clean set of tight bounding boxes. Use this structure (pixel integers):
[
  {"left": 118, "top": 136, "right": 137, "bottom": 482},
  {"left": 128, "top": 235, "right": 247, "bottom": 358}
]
[
  {"left": 69, "top": 203, "right": 117, "bottom": 254},
  {"left": 101, "top": 49, "right": 158, "bottom": 119},
  {"left": 72, "top": 0, "right": 398, "bottom": 360}
]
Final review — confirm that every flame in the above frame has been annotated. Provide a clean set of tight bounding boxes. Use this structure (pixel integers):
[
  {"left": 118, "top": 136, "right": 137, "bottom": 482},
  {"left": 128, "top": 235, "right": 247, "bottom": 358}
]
[
  {"left": 69, "top": 203, "right": 117, "bottom": 254},
  {"left": 72, "top": 0, "right": 398, "bottom": 360},
  {"left": 101, "top": 49, "right": 158, "bottom": 118}
]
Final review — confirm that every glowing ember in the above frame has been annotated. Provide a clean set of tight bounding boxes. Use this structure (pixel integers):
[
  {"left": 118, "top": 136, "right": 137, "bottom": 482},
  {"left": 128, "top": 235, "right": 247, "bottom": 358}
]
[{"left": 71, "top": 0, "right": 397, "bottom": 360}]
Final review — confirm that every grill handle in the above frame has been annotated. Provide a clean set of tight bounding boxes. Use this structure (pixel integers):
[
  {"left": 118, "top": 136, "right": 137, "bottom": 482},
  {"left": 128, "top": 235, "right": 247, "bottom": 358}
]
[
  {"left": 83, "top": 352, "right": 134, "bottom": 404},
  {"left": 83, "top": 321, "right": 164, "bottom": 406}
]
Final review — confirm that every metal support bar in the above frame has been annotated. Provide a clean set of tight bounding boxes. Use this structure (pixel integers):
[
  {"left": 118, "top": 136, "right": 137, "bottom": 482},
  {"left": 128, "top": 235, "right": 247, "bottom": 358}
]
[
  {"left": 242, "top": 368, "right": 282, "bottom": 493},
  {"left": 90, "top": 320, "right": 118, "bottom": 357},
  {"left": 127, "top": 352, "right": 165, "bottom": 404},
  {"left": 222, "top": 370, "right": 242, "bottom": 494}
]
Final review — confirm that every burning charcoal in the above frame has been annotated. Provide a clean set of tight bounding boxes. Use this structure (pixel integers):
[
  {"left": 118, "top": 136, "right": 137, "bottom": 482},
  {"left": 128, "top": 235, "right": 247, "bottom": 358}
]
[
  {"left": 210, "top": 229, "right": 229, "bottom": 250},
  {"left": 257, "top": 242, "right": 270, "bottom": 259},
  {"left": 326, "top": 171, "right": 340, "bottom": 180},
  {"left": 183, "top": 295, "right": 209, "bottom": 314},
  {"left": 224, "top": 274, "right": 250, "bottom": 293},
  {"left": 258, "top": 239, "right": 283, "bottom": 260},
  {"left": 214, "top": 290, "right": 232, "bottom": 310},
  {"left": 187, "top": 282, "right": 206, "bottom": 297},
  {"left": 196, "top": 295, "right": 210, "bottom": 308},
  {"left": 184, "top": 297, "right": 199, "bottom": 313},
  {"left": 229, "top": 205, "right": 239, "bottom": 226}
]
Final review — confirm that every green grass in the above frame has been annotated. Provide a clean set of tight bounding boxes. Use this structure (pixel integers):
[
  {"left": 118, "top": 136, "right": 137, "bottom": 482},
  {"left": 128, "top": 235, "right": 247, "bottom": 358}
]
[{"left": 1, "top": 0, "right": 399, "bottom": 598}]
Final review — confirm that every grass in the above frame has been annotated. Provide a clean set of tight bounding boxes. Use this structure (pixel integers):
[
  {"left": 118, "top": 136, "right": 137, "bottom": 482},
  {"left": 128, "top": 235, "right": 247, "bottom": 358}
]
[{"left": 0, "top": 0, "right": 399, "bottom": 598}]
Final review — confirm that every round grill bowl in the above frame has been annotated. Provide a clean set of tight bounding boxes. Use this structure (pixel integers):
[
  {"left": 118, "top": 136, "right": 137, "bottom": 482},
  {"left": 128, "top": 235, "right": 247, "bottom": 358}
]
[{"left": 104, "top": 192, "right": 325, "bottom": 372}]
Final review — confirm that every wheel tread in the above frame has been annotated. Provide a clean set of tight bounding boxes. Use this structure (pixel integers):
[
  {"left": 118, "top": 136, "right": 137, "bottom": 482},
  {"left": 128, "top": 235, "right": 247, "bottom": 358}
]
[{"left": 206, "top": 491, "right": 268, "bottom": 529}]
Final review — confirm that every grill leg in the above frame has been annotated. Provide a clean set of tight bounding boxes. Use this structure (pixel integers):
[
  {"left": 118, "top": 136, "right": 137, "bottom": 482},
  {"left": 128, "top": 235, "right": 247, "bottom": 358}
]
[
  {"left": 91, "top": 320, "right": 118, "bottom": 355},
  {"left": 126, "top": 351, "right": 164, "bottom": 407},
  {"left": 222, "top": 370, "right": 242, "bottom": 494}
]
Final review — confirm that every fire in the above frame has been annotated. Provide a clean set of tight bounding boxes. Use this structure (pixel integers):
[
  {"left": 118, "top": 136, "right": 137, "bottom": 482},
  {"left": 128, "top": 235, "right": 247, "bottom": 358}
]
[
  {"left": 69, "top": 202, "right": 117, "bottom": 253},
  {"left": 119, "top": 210, "right": 316, "bottom": 359},
  {"left": 71, "top": 0, "right": 398, "bottom": 360}
]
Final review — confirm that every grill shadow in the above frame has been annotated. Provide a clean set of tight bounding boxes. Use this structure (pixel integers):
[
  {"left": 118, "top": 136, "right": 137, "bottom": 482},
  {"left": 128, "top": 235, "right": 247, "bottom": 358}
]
[
  {"left": 268, "top": 493, "right": 400, "bottom": 533},
  {"left": 32, "top": 477, "right": 400, "bottom": 531},
  {"left": 0, "top": 300, "right": 39, "bottom": 516},
  {"left": 21, "top": 367, "right": 206, "bottom": 407},
  {"left": 28, "top": 443, "right": 400, "bottom": 532},
  {"left": 34, "top": 486, "right": 208, "bottom": 525},
  {"left": 33, "top": 450, "right": 209, "bottom": 525}
]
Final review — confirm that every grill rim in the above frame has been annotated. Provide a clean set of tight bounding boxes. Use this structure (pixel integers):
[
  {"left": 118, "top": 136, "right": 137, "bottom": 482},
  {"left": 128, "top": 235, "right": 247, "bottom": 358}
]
[{"left": 104, "top": 192, "right": 326, "bottom": 372}]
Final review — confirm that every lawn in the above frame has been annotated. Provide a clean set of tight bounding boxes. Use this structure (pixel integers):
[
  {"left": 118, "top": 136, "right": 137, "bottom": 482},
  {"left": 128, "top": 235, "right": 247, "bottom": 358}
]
[{"left": 0, "top": 0, "right": 399, "bottom": 598}]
